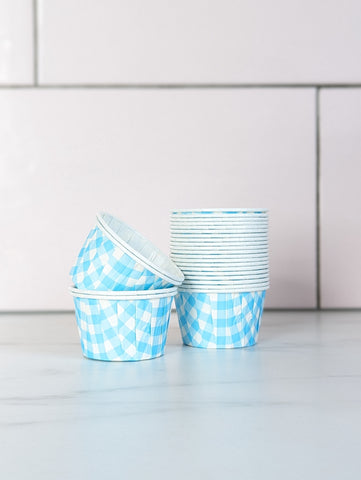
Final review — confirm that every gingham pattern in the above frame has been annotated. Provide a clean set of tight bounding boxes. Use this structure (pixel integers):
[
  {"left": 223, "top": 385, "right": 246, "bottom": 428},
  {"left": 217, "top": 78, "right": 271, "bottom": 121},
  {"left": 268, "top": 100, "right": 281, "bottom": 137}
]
[
  {"left": 70, "top": 227, "right": 173, "bottom": 291},
  {"left": 175, "top": 290, "right": 265, "bottom": 348},
  {"left": 73, "top": 295, "right": 173, "bottom": 361}
]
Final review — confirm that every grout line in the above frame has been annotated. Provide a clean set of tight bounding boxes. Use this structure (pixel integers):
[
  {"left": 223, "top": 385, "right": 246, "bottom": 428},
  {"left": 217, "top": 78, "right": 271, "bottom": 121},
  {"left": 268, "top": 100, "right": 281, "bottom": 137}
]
[
  {"left": 316, "top": 88, "right": 321, "bottom": 309},
  {"left": 32, "top": 0, "right": 38, "bottom": 85},
  {"left": 0, "top": 83, "right": 361, "bottom": 90}
]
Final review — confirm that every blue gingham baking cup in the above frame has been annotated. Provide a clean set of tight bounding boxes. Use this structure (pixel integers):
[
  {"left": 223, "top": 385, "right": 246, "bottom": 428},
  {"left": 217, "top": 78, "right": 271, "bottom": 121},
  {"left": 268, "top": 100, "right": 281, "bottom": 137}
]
[
  {"left": 70, "top": 286, "right": 177, "bottom": 361},
  {"left": 71, "top": 212, "right": 184, "bottom": 291},
  {"left": 174, "top": 290, "right": 266, "bottom": 348}
]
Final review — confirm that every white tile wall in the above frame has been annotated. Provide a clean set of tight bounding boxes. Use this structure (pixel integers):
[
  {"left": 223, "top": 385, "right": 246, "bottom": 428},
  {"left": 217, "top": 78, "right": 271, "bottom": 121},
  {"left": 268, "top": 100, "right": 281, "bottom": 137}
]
[
  {"left": 37, "top": 0, "right": 361, "bottom": 84},
  {"left": 320, "top": 89, "right": 361, "bottom": 308},
  {"left": 0, "top": 89, "right": 316, "bottom": 310},
  {"left": 1, "top": 1, "right": 360, "bottom": 310},
  {"left": 0, "top": 0, "right": 33, "bottom": 84}
]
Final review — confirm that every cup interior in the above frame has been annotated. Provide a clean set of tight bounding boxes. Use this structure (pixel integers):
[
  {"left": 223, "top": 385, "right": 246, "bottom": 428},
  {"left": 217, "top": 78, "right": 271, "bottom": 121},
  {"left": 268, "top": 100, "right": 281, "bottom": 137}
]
[{"left": 98, "top": 212, "right": 183, "bottom": 283}]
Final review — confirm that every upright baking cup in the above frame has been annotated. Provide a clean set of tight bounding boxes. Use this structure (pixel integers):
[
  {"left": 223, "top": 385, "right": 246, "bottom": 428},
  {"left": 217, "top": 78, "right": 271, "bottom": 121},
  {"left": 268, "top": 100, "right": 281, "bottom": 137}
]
[
  {"left": 70, "top": 286, "right": 177, "bottom": 361},
  {"left": 175, "top": 290, "right": 265, "bottom": 348},
  {"left": 71, "top": 212, "right": 184, "bottom": 291}
]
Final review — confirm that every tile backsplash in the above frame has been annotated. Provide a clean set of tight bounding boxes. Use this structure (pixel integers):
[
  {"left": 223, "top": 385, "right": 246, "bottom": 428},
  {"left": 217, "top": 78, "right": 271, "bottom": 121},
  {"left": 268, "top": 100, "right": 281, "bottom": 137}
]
[{"left": 0, "top": 1, "right": 360, "bottom": 310}]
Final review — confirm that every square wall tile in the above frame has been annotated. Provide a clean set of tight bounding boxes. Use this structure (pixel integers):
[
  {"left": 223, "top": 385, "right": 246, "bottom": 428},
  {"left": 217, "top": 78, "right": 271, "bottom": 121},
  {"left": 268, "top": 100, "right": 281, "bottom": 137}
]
[
  {"left": 320, "top": 89, "right": 361, "bottom": 308},
  {"left": 38, "top": 0, "right": 361, "bottom": 84},
  {"left": 0, "top": 0, "right": 33, "bottom": 84},
  {"left": 0, "top": 89, "right": 316, "bottom": 310}
]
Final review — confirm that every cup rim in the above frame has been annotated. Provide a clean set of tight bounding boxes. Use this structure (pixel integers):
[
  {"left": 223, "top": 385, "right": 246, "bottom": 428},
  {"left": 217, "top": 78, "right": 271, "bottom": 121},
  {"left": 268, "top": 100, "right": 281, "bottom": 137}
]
[
  {"left": 183, "top": 271, "right": 269, "bottom": 277},
  {"left": 181, "top": 280, "right": 269, "bottom": 286},
  {"left": 170, "top": 218, "right": 269, "bottom": 223},
  {"left": 171, "top": 253, "right": 269, "bottom": 258},
  {"left": 170, "top": 248, "right": 268, "bottom": 253},
  {"left": 171, "top": 208, "right": 268, "bottom": 214},
  {"left": 170, "top": 231, "right": 268, "bottom": 237},
  {"left": 170, "top": 240, "right": 268, "bottom": 246},
  {"left": 178, "top": 285, "right": 270, "bottom": 293},
  {"left": 69, "top": 285, "right": 178, "bottom": 300},
  {"left": 177, "top": 266, "right": 269, "bottom": 271}
]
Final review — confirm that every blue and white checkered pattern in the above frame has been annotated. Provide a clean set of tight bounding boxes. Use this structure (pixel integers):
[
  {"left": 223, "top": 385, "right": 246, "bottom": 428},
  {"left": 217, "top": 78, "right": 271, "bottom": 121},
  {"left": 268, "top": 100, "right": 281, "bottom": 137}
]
[
  {"left": 70, "top": 227, "right": 173, "bottom": 291},
  {"left": 175, "top": 290, "right": 265, "bottom": 348},
  {"left": 73, "top": 294, "right": 173, "bottom": 361}
]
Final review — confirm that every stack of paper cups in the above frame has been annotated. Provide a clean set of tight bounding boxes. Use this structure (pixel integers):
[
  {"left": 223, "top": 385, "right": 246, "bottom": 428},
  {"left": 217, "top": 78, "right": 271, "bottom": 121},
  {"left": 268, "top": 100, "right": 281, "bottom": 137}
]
[
  {"left": 170, "top": 209, "right": 269, "bottom": 349},
  {"left": 69, "top": 212, "right": 184, "bottom": 361}
]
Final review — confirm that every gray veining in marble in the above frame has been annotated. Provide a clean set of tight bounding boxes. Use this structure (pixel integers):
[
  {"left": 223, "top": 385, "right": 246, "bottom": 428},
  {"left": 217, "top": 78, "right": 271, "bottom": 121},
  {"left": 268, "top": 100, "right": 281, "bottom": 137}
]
[{"left": 0, "top": 311, "right": 360, "bottom": 479}]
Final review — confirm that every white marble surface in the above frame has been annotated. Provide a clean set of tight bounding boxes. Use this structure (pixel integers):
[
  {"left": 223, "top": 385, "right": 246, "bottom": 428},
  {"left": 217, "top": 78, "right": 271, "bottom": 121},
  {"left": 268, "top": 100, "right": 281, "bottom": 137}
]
[{"left": 0, "top": 311, "right": 360, "bottom": 479}]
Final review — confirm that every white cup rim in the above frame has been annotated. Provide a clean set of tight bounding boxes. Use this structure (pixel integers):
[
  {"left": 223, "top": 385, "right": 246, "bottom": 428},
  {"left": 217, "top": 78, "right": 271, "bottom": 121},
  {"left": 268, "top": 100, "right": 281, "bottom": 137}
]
[
  {"left": 178, "top": 286, "right": 269, "bottom": 293},
  {"left": 69, "top": 285, "right": 178, "bottom": 300}
]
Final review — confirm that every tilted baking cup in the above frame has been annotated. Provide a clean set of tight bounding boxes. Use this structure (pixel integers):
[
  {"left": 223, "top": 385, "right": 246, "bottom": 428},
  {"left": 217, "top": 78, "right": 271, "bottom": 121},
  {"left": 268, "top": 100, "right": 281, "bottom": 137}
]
[
  {"left": 70, "top": 286, "right": 176, "bottom": 361},
  {"left": 175, "top": 290, "right": 266, "bottom": 348},
  {"left": 71, "top": 213, "right": 183, "bottom": 291}
]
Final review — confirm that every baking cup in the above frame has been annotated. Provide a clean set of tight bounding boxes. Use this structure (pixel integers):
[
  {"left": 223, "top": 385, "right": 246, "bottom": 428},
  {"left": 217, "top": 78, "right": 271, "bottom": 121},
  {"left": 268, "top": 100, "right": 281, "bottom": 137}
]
[
  {"left": 71, "top": 212, "right": 184, "bottom": 291},
  {"left": 175, "top": 290, "right": 266, "bottom": 348},
  {"left": 70, "top": 286, "right": 177, "bottom": 361}
]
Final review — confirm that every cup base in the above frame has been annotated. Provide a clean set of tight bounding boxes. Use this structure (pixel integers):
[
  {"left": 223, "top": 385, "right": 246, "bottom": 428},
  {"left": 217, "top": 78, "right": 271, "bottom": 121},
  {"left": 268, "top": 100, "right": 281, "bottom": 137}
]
[{"left": 175, "top": 290, "right": 265, "bottom": 349}]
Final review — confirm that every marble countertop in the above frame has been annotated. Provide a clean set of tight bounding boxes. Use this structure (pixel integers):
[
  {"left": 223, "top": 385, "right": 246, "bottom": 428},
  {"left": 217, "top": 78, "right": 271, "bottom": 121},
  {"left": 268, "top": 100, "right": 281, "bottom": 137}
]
[{"left": 1, "top": 311, "right": 360, "bottom": 479}]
